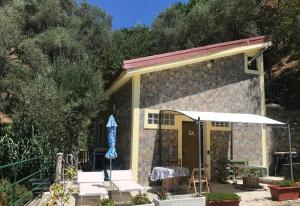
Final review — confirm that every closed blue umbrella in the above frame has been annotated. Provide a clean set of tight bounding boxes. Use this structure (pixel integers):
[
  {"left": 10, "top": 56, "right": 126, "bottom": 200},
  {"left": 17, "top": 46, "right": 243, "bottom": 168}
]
[{"left": 105, "top": 115, "right": 117, "bottom": 187}]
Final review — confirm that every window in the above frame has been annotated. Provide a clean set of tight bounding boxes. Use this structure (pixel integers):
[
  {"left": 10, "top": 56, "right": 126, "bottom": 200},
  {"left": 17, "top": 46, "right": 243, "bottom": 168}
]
[
  {"left": 144, "top": 109, "right": 176, "bottom": 129},
  {"left": 147, "top": 113, "right": 175, "bottom": 125},
  {"left": 211, "top": 121, "right": 230, "bottom": 128},
  {"left": 148, "top": 113, "right": 159, "bottom": 124},
  {"left": 162, "top": 113, "right": 175, "bottom": 125},
  {"left": 245, "top": 54, "right": 261, "bottom": 75},
  {"left": 247, "top": 56, "right": 258, "bottom": 72}
]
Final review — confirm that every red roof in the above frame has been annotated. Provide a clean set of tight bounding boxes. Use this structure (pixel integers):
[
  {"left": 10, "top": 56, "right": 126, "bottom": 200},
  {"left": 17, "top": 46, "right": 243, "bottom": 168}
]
[{"left": 123, "top": 35, "right": 271, "bottom": 70}]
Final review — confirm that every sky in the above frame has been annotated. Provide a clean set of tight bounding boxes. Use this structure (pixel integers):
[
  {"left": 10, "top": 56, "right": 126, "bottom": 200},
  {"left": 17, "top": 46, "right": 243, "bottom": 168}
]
[{"left": 87, "top": 0, "right": 189, "bottom": 30}]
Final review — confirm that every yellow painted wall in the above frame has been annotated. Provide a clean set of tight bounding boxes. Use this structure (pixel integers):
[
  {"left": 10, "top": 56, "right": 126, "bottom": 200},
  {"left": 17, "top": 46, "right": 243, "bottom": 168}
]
[
  {"left": 258, "top": 54, "right": 267, "bottom": 167},
  {"left": 130, "top": 75, "right": 140, "bottom": 181}
]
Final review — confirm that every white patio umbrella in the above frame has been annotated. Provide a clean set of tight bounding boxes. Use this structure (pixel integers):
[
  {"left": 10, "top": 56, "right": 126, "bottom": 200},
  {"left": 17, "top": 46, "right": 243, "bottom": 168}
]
[{"left": 161, "top": 110, "right": 286, "bottom": 195}]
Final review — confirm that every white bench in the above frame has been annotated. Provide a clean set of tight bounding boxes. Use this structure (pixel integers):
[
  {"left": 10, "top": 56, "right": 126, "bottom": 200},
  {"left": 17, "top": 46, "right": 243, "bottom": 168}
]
[
  {"left": 77, "top": 171, "right": 108, "bottom": 205},
  {"left": 107, "top": 170, "right": 144, "bottom": 199}
]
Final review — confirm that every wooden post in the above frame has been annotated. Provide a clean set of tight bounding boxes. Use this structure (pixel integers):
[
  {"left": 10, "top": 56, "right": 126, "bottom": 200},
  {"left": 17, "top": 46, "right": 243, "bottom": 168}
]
[{"left": 55, "top": 153, "right": 63, "bottom": 182}]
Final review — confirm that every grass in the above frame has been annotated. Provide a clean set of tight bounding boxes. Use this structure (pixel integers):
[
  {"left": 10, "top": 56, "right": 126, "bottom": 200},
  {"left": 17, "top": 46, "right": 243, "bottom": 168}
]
[
  {"left": 205, "top": 192, "right": 240, "bottom": 202},
  {"left": 279, "top": 180, "right": 297, "bottom": 187}
]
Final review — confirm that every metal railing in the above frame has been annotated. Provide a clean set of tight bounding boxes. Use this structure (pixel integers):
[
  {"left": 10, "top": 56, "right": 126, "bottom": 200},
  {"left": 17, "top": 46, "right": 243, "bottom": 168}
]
[
  {"left": 0, "top": 155, "right": 55, "bottom": 206},
  {"left": 78, "top": 150, "right": 90, "bottom": 169}
]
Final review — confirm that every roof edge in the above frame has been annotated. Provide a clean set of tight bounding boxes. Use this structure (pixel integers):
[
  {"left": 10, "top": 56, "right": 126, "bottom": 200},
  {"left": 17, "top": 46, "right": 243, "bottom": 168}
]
[
  {"left": 123, "top": 35, "right": 271, "bottom": 70},
  {"left": 107, "top": 36, "right": 272, "bottom": 95}
]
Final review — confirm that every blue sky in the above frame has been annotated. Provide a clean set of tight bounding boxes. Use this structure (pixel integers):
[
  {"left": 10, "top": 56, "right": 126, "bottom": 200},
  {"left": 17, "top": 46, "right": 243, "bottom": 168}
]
[{"left": 87, "top": 0, "right": 189, "bottom": 30}]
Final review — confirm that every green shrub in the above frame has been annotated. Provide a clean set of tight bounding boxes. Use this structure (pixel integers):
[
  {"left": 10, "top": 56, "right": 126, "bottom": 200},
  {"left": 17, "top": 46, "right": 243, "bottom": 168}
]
[
  {"left": 132, "top": 193, "right": 151, "bottom": 205},
  {"left": 97, "top": 198, "right": 116, "bottom": 206},
  {"left": 279, "top": 180, "right": 296, "bottom": 187},
  {"left": 0, "top": 179, "right": 33, "bottom": 206},
  {"left": 157, "top": 191, "right": 168, "bottom": 200},
  {"left": 64, "top": 166, "right": 76, "bottom": 180},
  {"left": 205, "top": 192, "right": 240, "bottom": 202}
]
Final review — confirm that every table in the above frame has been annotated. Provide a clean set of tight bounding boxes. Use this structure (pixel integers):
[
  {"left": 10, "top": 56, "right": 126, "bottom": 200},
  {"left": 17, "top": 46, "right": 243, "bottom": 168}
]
[
  {"left": 235, "top": 165, "right": 268, "bottom": 177},
  {"left": 274, "top": 152, "right": 297, "bottom": 176},
  {"left": 150, "top": 166, "right": 189, "bottom": 192},
  {"left": 150, "top": 166, "right": 189, "bottom": 181}
]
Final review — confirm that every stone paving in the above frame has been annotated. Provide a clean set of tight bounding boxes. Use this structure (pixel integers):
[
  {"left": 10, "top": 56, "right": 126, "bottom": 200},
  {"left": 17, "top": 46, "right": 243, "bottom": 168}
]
[
  {"left": 72, "top": 181, "right": 300, "bottom": 206},
  {"left": 212, "top": 183, "right": 300, "bottom": 206}
]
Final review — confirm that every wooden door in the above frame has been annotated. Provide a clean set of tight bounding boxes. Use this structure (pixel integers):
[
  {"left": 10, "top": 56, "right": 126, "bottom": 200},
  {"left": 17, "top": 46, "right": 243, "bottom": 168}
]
[{"left": 182, "top": 121, "right": 204, "bottom": 172}]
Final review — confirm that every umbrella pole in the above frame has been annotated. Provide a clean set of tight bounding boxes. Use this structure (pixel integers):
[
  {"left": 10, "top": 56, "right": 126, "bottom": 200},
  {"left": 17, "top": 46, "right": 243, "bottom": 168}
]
[
  {"left": 198, "top": 117, "right": 202, "bottom": 195},
  {"left": 288, "top": 124, "right": 294, "bottom": 180},
  {"left": 110, "top": 159, "right": 112, "bottom": 188}
]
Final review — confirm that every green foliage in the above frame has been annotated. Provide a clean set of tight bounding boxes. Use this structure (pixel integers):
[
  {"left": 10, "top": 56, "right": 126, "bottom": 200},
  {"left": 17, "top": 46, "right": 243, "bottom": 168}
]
[
  {"left": 48, "top": 182, "right": 77, "bottom": 206},
  {"left": 271, "top": 0, "right": 300, "bottom": 53},
  {"left": 0, "top": 0, "right": 108, "bottom": 156},
  {"left": 97, "top": 198, "right": 116, "bottom": 206},
  {"left": 64, "top": 166, "right": 77, "bottom": 180},
  {"left": 0, "top": 125, "right": 57, "bottom": 164},
  {"left": 152, "top": 4, "right": 188, "bottom": 53},
  {"left": 0, "top": 179, "right": 33, "bottom": 206},
  {"left": 279, "top": 180, "right": 296, "bottom": 187},
  {"left": 157, "top": 191, "right": 168, "bottom": 200},
  {"left": 245, "top": 168, "right": 260, "bottom": 177},
  {"left": 152, "top": 0, "right": 262, "bottom": 53},
  {"left": 113, "top": 25, "right": 153, "bottom": 62},
  {"left": 132, "top": 193, "right": 151, "bottom": 205},
  {"left": 205, "top": 192, "right": 240, "bottom": 202}
]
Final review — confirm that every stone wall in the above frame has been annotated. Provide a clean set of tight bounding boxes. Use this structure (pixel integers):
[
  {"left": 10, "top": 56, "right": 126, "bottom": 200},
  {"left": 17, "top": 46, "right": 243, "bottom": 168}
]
[
  {"left": 210, "top": 130, "right": 230, "bottom": 182},
  {"left": 138, "top": 113, "right": 178, "bottom": 184},
  {"left": 138, "top": 54, "right": 263, "bottom": 184},
  {"left": 109, "top": 81, "right": 132, "bottom": 169},
  {"left": 266, "top": 107, "right": 300, "bottom": 175},
  {"left": 232, "top": 123, "right": 262, "bottom": 165}
]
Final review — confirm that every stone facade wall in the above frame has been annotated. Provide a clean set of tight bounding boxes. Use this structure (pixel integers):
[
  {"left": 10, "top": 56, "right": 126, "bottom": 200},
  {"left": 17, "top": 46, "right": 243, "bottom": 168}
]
[
  {"left": 109, "top": 81, "right": 132, "bottom": 169},
  {"left": 232, "top": 123, "right": 262, "bottom": 165},
  {"left": 266, "top": 107, "right": 300, "bottom": 175},
  {"left": 138, "top": 111, "right": 178, "bottom": 184},
  {"left": 210, "top": 130, "right": 230, "bottom": 181},
  {"left": 137, "top": 54, "right": 263, "bottom": 184}
]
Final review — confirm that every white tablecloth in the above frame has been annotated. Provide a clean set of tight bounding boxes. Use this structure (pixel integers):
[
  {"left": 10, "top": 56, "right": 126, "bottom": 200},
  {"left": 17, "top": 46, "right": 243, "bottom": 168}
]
[{"left": 150, "top": 166, "right": 189, "bottom": 181}]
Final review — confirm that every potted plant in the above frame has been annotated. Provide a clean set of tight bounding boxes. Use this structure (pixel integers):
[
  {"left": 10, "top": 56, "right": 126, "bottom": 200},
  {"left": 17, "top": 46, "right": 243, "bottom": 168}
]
[
  {"left": 97, "top": 198, "right": 116, "bottom": 206},
  {"left": 205, "top": 192, "right": 240, "bottom": 206},
  {"left": 153, "top": 192, "right": 206, "bottom": 206},
  {"left": 242, "top": 169, "right": 260, "bottom": 188},
  {"left": 268, "top": 180, "right": 300, "bottom": 201},
  {"left": 132, "top": 193, "right": 154, "bottom": 206}
]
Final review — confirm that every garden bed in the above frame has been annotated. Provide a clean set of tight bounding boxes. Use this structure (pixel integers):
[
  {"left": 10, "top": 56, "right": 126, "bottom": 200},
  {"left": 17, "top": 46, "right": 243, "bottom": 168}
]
[{"left": 153, "top": 194, "right": 206, "bottom": 206}]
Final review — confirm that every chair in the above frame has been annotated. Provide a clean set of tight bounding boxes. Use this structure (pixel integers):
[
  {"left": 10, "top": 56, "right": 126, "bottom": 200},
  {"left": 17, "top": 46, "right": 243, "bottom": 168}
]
[
  {"left": 168, "top": 159, "right": 182, "bottom": 167},
  {"left": 77, "top": 171, "right": 108, "bottom": 206},
  {"left": 187, "top": 168, "right": 211, "bottom": 193},
  {"left": 168, "top": 159, "right": 182, "bottom": 189},
  {"left": 107, "top": 170, "right": 144, "bottom": 199}
]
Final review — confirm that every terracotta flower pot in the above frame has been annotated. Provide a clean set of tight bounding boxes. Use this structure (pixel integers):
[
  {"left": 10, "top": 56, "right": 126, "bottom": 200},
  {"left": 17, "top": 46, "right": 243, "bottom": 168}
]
[
  {"left": 207, "top": 200, "right": 240, "bottom": 206},
  {"left": 268, "top": 185, "right": 300, "bottom": 201},
  {"left": 243, "top": 176, "right": 259, "bottom": 188}
]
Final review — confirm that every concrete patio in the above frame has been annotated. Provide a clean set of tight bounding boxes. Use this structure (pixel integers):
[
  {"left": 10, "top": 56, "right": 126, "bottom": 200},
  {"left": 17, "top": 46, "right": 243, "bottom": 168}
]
[{"left": 73, "top": 181, "right": 300, "bottom": 206}]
